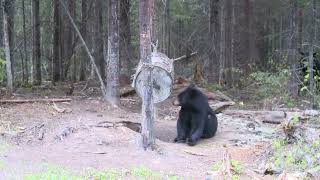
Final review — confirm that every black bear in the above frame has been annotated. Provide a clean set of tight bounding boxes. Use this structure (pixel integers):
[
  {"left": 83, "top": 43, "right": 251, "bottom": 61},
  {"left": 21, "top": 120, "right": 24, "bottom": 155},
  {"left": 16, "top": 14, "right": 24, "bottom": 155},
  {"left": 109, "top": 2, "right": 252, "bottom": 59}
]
[{"left": 173, "top": 84, "right": 218, "bottom": 146}]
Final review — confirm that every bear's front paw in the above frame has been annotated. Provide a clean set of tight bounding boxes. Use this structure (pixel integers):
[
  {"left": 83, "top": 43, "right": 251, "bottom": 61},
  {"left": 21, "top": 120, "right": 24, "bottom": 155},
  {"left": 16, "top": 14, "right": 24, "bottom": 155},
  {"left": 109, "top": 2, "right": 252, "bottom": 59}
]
[
  {"left": 174, "top": 137, "right": 186, "bottom": 143},
  {"left": 186, "top": 138, "right": 197, "bottom": 146}
]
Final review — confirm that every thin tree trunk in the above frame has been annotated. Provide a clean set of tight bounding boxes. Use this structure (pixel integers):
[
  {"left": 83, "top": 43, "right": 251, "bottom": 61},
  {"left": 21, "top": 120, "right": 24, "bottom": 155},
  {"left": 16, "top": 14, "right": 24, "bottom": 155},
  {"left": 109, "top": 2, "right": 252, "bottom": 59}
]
[
  {"left": 94, "top": 0, "right": 105, "bottom": 81},
  {"left": 22, "top": 0, "right": 28, "bottom": 83},
  {"left": 106, "top": 0, "right": 120, "bottom": 105},
  {"left": 32, "top": 0, "right": 41, "bottom": 85},
  {"left": 79, "top": 0, "right": 88, "bottom": 81},
  {"left": 63, "top": 0, "right": 76, "bottom": 80},
  {"left": 52, "top": 0, "right": 60, "bottom": 82},
  {"left": 287, "top": 0, "right": 299, "bottom": 96},
  {"left": 3, "top": 1, "right": 12, "bottom": 94},
  {"left": 0, "top": 0, "right": 3, "bottom": 48},
  {"left": 230, "top": 0, "right": 236, "bottom": 87},
  {"left": 119, "top": 0, "right": 132, "bottom": 84},
  {"left": 309, "top": 0, "right": 316, "bottom": 107},
  {"left": 164, "top": 0, "right": 170, "bottom": 56},
  {"left": 208, "top": 0, "right": 220, "bottom": 83},
  {"left": 218, "top": 1, "right": 225, "bottom": 85},
  {"left": 7, "top": 0, "right": 14, "bottom": 81},
  {"left": 139, "top": 0, "right": 155, "bottom": 150}
]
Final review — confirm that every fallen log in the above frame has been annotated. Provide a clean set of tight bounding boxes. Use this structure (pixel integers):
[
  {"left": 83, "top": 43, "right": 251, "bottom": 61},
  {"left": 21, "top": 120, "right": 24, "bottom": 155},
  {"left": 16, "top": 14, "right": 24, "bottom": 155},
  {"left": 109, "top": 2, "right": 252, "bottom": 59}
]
[
  {"left": 210, "top": 101, "right": 236, "bottom": 114},
  {"left": 0, "top": 98, "right": 72, "bottom": 104},
  {"left": 120, "top": 86, "right": 136, "bottom": 97}
]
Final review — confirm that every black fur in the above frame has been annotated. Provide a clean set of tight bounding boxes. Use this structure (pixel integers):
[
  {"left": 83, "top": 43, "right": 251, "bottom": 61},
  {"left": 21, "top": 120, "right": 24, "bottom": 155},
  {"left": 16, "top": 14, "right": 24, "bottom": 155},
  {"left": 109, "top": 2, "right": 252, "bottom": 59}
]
[{"left": 174, "top": 84, "right": 218, "bottom": 146}]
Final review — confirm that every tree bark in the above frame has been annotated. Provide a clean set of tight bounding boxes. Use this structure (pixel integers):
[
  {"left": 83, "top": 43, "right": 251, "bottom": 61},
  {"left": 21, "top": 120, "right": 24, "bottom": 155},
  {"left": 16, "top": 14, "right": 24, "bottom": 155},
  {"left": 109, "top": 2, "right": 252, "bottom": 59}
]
[
  {"left": 0, "top": 0, "right": 3, "bottom": 48},
  {"left": 7, "top": 0, "right": 14, "bottom": 81},
  {"left": 106, "top": 0, "right": 120, "bottom": 105},
  {"left": 94, "top": 0, "right": 105, "bottom": 81},
  {"left": 218, "top": 0, "right": 225, "bottom": 85},
  {"left": 32, "top": 0, "right": 41, "bottom": 85},
  {"left": 63, "top": 0, "right": 76, "bottom": 80},
  {"left": 119, "top": 0, "right": 132, "bottom": 84},
  {"left": 79, "top": 0, "right": 88, "bottom": 81},
  {"left": 208, "top": 0, "right": 220, "bottom": 83},
  {"left": 139, "top": 0, "right": 155, "bottom": 150},
  {"left": 308, "top": 0, "right": 316, "bottom": 107},
  {"left": 52, "top": 0, "right": 60, "bottom": 82},
  {"left": 287, "top": 0, "right": 299, "bottom": 96},
  {"left": 164, "top": 0, "right": 170, "bottom": 56},
  {"left": 3, "top": 0, "right": 12, "bottom": 95},
  {"left": 22, "top": 0, "right": 29, "bottom": 83}
]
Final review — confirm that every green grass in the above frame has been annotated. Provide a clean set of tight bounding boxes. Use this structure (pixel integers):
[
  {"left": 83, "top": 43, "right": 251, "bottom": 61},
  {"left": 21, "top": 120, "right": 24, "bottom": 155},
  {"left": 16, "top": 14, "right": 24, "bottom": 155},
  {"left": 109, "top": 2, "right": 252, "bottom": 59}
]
[{"left": 23, "top": 165, "right": 181, "bottom": 180}]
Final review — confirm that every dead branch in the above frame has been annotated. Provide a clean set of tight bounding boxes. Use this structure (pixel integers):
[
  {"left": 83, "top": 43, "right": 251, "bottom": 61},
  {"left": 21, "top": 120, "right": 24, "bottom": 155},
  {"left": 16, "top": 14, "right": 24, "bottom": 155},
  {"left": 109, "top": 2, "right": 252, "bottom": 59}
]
[
  {"left": 183, "top": 150, "right": 206, "bottom": 156},
  {"left": 0, "top": 98, "right": 72, "bottom": 104},
  {"left": 173, "top": 52, "right": 198, "bottom": 62}
]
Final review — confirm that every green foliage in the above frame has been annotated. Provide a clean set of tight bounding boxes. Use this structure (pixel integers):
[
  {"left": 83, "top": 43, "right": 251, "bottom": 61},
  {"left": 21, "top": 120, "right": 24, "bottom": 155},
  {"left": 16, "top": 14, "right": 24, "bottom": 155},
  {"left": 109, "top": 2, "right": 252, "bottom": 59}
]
[
  {"left": 86, "top": 168, "right": 123, "bottom": 180},
  {"left": 230, "top": 159, "right": 242, "bottom": 174},
  {"left": 24, "top": 165, "right": 83, "bottom": 180},
  {"left": 268, "top": 139, "right": 320, "bottom": 172},
  {"left": 272, "top": 139, "right": 285, "bottom": 149},
  {"left": 24, "top": 165, "right": 181, "bottom": 180},
  {"left": 212, "top": 159, "right": 243, "bottom": 178},
  {"left": 248, "top": 69, "right": 289, "bottom": 100}
]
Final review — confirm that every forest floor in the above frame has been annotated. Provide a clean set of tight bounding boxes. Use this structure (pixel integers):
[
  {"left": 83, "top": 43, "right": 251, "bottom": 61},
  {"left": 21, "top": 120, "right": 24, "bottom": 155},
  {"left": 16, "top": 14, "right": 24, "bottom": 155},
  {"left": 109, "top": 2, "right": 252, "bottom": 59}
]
[{"left": 0, "top": 82, "right": 318, "bottom": 179}]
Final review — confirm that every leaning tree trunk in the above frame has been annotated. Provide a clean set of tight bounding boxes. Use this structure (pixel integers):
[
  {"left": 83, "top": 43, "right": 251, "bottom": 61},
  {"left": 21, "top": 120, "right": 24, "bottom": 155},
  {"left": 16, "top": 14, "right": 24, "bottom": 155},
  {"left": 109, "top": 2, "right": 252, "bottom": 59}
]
[
  {"left": 3, "top": 1, "right": 13, "bottom": 95},
  {"left": 106, "top": 0, "right": 120, "bottom": 105},
  {"left": 139, "top": 0, "right": 155, "bottom": 150},
  {"left": 32, "top": 0, "right": 41, "bottom": 85}
]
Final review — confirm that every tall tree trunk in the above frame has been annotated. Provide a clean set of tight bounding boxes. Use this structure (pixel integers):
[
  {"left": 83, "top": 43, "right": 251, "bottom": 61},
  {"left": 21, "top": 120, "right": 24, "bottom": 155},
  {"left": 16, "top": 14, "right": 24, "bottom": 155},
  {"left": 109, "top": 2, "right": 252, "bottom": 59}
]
[
  {"left": 164, "top": 0, "right": 170, "bottom": 56},
  {"left": 63, "top": 0, "right": 76, "bottom": 80},
  {"left": 230, "top": 0, "right": 236, "bottom": 87},
  {"left": 106, "top": 0, "right": 120, "bottom": 105},
  {"left": 208, "top": 0, "right": 220, "bottom": 83},
  {"left": 139, "top": 0, "right": 155, "bottom": 149},
  {"left": 94, "top": 0, "right": 105, "bottom": 81},
  {"left": 287, "top": 0, "right": 299, "bottom": 96},
  {"left": 244, "top": 0, "right": 254, "bottom": 70},
  {"left": 308, "top": 0, "right": 316, "bottom": 107},
  {"left": 32, "top": 0, "right": 41, "bottom": 85},
  {"left": 0, "top": 0, "right": 3, "bottom": 48},
  {"left": 119, "top": 0, "right": 132, "bottom": 84},
  {"left": 225, "top": 0, "right": 232, "bottom": 87},
  {"left": 52, "top": 0, "right": 60, "bottom": 82},
  {"left": 297, "top": 7, "right": 303, "bottom": 50},
  {"left": 7, "top": 0, "right": 14, "bottom": 81},
  {"left": 3, "top": 0, "right": 12, "bottom": 94},
  {"left": 79, "top": 0, "right": 88, "bottom": 81},
  {"left": 22, "top": 0, "right": 29, "bottom": 83},
  {"left": 218, "top": 0, "right": 225, "bottom": 85}
]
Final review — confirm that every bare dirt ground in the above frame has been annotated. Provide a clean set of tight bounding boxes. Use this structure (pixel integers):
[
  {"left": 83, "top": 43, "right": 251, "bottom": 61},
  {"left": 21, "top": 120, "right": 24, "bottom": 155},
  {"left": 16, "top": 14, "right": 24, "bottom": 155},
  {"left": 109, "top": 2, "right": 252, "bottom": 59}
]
[{"left": 0, "top": 83, "right": 281, "bottom": 179}]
